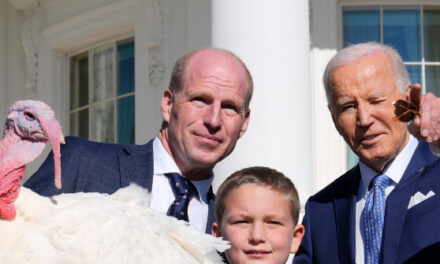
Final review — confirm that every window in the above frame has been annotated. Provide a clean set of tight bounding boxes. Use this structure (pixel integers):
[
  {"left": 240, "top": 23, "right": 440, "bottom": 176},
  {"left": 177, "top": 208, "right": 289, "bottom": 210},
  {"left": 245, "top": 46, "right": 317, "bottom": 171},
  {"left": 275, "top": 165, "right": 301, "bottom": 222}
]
[
  {"left": 343, "top": 5, "right": 440, "bottom": 94},
  {"left": 342, "top": 5, "right": 440, "bottom": 168},
  {"left": 69, "top": 38, "right": 135, "bottom": 144}
]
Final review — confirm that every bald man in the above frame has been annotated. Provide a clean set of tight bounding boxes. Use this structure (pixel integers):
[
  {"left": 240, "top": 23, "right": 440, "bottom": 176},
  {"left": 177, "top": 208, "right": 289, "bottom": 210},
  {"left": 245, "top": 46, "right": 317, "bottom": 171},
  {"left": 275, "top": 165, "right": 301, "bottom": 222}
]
[{"left": 25, "top": 48, "right": 253, "bottom": 234}]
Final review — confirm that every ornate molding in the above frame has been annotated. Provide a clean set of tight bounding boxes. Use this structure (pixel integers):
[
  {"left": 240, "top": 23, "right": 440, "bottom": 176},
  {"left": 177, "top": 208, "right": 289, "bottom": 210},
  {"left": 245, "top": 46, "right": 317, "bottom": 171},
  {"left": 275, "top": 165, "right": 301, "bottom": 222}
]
[
  {"left": 148, "top": 45, "right": 166, "bottom": 86},
  {"left": 9, "top": 0, "right": 40, "bottom": 93},
  {"left": 145, "top": 0, "right": 165, "bottom": 86},
  {"left": 22, "top": 9, "right": 39, "bottom": 91},
  {"left": 8, "top": 0, "right": 37, "bottom": 10}
]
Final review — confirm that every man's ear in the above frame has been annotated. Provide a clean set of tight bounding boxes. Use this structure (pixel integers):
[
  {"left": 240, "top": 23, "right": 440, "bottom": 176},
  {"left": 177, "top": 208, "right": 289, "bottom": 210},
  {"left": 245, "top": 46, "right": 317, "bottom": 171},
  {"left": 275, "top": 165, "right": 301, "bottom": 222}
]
[
  {"left": 212, "top": 222, "right": 222, "bottom": 237},
  {"left": 161, "top": 89, "right": 174, "bottom": 123},
  {"left": 239, "top": 109, "right": 251, "bottom": 138},
  {"left": 290, "top": 224, "right": 305, "bottom": 254}
]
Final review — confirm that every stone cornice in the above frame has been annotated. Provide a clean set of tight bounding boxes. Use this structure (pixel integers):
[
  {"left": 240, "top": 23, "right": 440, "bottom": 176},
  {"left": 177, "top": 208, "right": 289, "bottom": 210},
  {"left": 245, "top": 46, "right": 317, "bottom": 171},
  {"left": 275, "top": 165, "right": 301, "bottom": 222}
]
[{"left": 8, "top": 0, "right": 38, "bottom": 10}]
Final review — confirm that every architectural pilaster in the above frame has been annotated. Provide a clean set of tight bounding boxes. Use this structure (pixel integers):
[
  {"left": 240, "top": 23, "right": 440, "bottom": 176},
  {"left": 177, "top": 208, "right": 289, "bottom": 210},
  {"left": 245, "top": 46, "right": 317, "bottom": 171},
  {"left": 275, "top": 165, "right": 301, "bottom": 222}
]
[{"left": 9, "top": 0, "right": 39, "bottom": 96}]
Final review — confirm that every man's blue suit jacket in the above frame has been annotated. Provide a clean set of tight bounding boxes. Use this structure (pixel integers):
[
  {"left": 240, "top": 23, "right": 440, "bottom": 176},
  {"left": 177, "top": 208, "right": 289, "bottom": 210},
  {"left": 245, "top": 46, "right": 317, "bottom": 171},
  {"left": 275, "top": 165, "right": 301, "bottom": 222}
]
[
  {"left": 294, "top": 141, "right": 440, "bottom": 263},
  {"left": 24, "top": 136, "right": 216, "bottom": 234}
]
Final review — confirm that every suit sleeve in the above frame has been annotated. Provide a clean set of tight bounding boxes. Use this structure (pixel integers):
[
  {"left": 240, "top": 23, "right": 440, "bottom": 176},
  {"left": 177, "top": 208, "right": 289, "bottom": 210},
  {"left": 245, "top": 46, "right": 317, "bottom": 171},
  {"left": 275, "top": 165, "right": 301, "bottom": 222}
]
[
  {"left": 293, "top": 199, "right": 313, "bottom": 264},
  {"left": 24, "top": 137, "right": 80, "bottom": 196}
]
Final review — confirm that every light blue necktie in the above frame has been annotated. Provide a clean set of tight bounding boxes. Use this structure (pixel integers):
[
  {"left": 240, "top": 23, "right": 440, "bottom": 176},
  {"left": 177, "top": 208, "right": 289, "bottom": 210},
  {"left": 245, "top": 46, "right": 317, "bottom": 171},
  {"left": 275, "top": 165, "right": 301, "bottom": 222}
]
[{"left": 362, "top": 174, "right": 392, "bottom": 264}]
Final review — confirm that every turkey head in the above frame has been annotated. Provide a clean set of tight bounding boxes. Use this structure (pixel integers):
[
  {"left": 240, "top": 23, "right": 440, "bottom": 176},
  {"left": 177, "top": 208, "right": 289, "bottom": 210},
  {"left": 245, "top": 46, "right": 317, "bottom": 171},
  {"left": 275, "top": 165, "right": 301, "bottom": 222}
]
[{"left": 0, "top": 100, "right": 64, "bottom": 220}]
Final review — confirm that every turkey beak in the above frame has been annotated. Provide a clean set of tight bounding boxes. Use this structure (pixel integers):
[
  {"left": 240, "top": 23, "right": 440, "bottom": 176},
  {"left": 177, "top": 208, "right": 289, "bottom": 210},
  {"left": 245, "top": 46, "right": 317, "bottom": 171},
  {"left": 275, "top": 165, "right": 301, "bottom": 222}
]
[
  {"left": 60, "top": 134, "right": 65, "bottom": 144},
  {"left": 33, "top": 129, "right": 49, "bottom": 141}
]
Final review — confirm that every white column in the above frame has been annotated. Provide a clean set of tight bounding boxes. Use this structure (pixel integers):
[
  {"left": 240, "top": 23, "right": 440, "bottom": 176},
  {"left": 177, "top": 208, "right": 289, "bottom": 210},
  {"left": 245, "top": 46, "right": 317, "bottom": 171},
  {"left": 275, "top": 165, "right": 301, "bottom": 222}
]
[{"left": 212, "top": 0, "right": 313, "bottom": 205}]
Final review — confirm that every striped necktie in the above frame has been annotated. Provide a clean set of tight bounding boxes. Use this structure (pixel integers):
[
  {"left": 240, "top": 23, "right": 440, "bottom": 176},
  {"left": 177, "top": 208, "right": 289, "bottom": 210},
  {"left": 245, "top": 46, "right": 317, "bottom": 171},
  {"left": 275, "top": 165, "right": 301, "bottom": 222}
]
[
  {"left": 165, "top": 173, "right": 199, "bottom": 222},
  {"left": 362, "top": 174, "right": 392, "bottom": 264}
]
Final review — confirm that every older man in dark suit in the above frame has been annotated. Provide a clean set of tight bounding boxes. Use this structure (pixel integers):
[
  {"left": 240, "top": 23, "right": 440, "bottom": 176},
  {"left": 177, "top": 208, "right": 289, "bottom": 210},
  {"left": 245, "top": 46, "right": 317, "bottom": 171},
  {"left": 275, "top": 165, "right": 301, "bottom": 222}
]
[
  {"left": 294, "top": 42, "right": 440, "bottom": 263},
  {"left": 25, "top": 48, "right": 252, "bottom": 234}
]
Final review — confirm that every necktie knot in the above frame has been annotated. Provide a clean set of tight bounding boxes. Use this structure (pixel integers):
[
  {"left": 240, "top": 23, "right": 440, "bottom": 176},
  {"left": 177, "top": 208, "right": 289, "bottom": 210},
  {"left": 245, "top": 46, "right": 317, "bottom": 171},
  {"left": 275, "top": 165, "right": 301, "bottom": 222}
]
[
  {"left": 371, "top": 174, "right": 392, "bottom": 190},
  {"left": 165, "top": 173, "right": 199, "bottom": 221},
  {"left": 166, "top": 173, "right": 199, "bottom": 198}
]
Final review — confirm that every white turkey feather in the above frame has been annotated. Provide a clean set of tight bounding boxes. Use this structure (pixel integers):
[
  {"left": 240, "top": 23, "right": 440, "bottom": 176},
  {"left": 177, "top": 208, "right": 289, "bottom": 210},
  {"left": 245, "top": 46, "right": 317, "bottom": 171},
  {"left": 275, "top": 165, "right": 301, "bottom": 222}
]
[{"left": 0, "top": 184, "right": 229, "bottom": 264}]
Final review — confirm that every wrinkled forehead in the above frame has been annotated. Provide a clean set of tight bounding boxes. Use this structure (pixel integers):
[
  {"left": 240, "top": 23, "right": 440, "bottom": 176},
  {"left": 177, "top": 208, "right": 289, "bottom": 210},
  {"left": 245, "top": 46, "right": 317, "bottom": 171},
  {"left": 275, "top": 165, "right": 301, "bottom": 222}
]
[
  {"left": 331, "top": 53, "right": 395, "bottom": 88},
  {"left": 331, "top": 52, "right": 393, "bottom": 79}
]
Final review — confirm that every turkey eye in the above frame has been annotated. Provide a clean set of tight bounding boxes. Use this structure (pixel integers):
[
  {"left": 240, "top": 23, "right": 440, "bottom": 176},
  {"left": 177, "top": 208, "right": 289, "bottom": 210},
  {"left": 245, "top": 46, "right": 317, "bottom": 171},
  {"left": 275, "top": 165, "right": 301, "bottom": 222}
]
[{"left": 24, "top": 112, "right": 36, "bottom": 120}]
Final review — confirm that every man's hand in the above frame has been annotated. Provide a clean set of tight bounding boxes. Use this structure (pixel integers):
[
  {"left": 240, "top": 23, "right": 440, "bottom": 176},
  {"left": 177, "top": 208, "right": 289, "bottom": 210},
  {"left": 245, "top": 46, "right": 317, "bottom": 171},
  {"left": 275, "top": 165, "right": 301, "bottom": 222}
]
[{"left": 407, "top": 84, "right": 440, "bottom": 143}]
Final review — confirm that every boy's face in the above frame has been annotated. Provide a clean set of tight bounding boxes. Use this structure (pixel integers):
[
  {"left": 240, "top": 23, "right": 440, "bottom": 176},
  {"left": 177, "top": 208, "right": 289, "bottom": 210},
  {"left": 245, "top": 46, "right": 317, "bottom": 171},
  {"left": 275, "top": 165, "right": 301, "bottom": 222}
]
[{"left": 212, "top": 183, "right": 304, "bottom": 264}]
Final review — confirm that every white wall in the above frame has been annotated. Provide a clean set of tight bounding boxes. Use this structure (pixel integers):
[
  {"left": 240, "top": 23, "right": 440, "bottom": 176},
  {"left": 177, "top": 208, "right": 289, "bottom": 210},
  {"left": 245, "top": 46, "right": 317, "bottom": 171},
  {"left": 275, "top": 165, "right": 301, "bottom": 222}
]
[
  {"left": 2, "top": 1, "right": 27, "bottom": 107},
  {"left": 186, "top": 0, "right": 211, "bottom": 49},
  {"left": 0, "top": 0, "right": 6, "bottom": 120},
  {"left": 41, "top": 0, "right": 121, "bottom": 27}
]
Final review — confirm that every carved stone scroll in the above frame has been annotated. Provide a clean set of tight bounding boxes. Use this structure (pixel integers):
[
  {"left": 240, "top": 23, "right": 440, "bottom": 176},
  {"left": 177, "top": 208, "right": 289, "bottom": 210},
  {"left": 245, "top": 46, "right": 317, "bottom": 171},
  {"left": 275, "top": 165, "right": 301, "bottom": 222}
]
[
  {"left": 145, "top": 0, "right": 165, "bottom": 86},
  {"left": 9, "top": 0, "right": 39, "bottom": 93}
]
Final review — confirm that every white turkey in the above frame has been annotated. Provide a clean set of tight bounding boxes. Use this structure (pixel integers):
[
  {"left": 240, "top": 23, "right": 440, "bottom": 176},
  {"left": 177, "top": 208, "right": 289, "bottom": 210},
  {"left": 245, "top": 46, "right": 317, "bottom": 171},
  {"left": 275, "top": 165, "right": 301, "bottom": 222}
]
[{"left": 0, "top": 100, "right": 229, "bottom": 264}]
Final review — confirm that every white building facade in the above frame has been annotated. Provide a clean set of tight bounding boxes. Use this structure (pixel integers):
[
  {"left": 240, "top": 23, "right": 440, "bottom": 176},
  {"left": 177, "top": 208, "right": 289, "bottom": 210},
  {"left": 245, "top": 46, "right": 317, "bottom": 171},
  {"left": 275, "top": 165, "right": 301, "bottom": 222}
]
[{"left": 1, "top": 0, "right": 439, "bottom": 209}]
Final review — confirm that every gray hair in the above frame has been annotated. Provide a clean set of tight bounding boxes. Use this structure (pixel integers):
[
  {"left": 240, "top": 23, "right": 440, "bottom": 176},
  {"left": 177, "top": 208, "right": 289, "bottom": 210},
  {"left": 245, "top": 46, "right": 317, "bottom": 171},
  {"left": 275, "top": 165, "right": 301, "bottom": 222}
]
[{"left": 323, "top": 42, "right": 410, "bottom": 104}]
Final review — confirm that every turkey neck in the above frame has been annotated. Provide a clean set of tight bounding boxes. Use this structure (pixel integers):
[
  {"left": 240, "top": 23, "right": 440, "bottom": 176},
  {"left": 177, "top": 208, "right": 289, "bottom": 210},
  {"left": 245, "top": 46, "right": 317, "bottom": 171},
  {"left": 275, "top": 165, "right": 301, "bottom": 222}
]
[{"left": 0, "top": 132, "right": 45, "bottom": 181}]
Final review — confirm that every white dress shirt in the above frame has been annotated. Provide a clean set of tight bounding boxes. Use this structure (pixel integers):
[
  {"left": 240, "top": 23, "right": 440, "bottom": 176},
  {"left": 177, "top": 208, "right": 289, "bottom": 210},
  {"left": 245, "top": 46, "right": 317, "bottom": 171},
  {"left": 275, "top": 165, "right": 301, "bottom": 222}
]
[
  {"left": 149, "top": 137, "right": 213, "bottom": 233},
  {"left": 355, "top": 135, "right": 418, "bottom": 264}
]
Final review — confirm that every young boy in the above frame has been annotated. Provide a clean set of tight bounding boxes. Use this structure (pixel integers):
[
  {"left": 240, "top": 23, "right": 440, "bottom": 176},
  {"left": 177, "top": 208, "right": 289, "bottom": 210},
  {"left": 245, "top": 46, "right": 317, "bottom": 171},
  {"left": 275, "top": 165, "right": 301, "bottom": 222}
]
[{"left": 212, "top": 166, "right": 305, "bottom": 264}]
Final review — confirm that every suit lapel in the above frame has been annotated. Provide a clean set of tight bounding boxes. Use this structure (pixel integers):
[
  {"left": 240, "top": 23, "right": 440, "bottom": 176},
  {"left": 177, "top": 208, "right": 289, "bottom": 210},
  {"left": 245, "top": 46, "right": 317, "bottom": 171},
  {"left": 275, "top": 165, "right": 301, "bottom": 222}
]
[
  {"left": 118, "top": 139, "right": 154, "bottom": 191},
  {"left": 334, "top": 165, "right": 360, "bottom": 263},
  {"left": 382, "top": 141, "right": 437, "bottom": 264}
]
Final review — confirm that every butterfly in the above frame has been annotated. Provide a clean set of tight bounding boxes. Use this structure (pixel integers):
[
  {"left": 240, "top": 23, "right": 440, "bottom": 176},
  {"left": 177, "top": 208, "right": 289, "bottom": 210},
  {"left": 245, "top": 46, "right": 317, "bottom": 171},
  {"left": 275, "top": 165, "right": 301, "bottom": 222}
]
[{"left": 392, "top": 99, "right": 420, "bottom": 122}]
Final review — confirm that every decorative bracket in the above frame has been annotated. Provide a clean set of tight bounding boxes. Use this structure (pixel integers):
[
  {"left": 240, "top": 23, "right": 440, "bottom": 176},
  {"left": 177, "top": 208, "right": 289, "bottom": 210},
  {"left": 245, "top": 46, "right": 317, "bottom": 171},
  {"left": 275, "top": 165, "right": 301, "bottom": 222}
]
[
  {"left": 9, "top": 0, "right": 40, "bottom": 93},
  {"left": 145, "top": 0, "right": 165, "bottom": 87}
]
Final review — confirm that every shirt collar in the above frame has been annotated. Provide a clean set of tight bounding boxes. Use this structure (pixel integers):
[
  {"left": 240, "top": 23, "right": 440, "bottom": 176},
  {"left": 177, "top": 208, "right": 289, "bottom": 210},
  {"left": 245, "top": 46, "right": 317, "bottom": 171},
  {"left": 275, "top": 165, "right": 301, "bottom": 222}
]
[
  {"left": 153, "top": 137, "right": 181, "bottom": 175},
  {"left": 359, "top": 135, "right": 418, "bottom": 196},
  {"left": 152, "top": 136, "right": 214, "bottom": 202}
]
